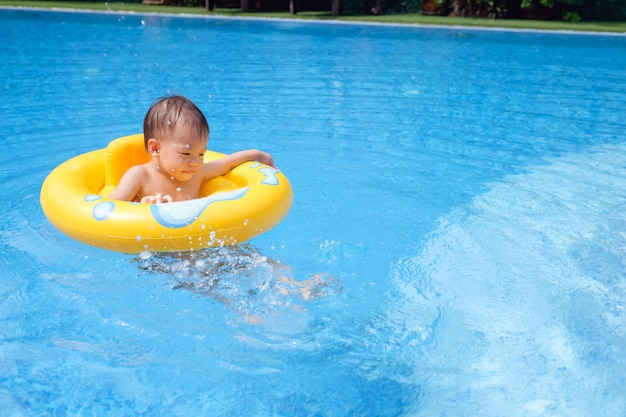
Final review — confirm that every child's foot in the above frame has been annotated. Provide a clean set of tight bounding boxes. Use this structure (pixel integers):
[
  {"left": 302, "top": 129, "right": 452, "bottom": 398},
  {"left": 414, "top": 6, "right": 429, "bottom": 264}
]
[{"left": 276, "top": 273, "right": 341, "bottom": 300}]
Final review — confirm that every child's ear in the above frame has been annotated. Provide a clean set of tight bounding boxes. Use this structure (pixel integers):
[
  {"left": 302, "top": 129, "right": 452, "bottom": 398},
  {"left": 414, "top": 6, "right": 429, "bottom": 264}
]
[{"left": 147, "top": 138, "right": 160, "bottom": 156}]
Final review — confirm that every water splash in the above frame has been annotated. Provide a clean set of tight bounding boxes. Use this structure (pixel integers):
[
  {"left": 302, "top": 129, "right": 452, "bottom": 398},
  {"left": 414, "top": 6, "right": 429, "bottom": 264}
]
[{"left": 133, "top": 244, "right": 342, "bottom": 320}]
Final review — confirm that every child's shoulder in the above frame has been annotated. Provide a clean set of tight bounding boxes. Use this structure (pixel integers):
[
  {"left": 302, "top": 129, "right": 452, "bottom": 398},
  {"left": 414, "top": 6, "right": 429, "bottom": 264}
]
[{"left": 121, "top": 162, "right": 152, "bottom": 180}]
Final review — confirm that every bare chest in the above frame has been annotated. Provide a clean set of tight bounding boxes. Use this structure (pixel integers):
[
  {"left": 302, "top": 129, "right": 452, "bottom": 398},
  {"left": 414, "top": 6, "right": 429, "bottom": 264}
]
[{"left": 139, "top": 174, "right": 203, "bottom": 202}]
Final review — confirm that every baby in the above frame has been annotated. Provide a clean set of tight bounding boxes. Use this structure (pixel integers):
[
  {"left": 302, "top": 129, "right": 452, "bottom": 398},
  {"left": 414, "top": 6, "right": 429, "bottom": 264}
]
[{"left": 108, "top": 95, "right": 274, "bottom": 204}]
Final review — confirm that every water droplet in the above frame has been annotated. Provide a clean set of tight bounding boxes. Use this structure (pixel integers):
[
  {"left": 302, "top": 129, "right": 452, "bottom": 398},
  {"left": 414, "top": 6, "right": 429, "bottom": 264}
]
[
  {"left": 140, "top": 251, "right": 152, "bottom": 260},
  {"left": 176, "top": 187, "right": 181, "bottom": 192},
  {"left": 135, "top": 235, "right": 142, "bottom": 241}
]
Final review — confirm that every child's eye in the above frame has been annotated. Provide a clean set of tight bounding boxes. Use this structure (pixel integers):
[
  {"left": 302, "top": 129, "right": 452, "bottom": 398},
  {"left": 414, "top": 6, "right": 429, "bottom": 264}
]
[{"left": 179, "top": 151, "right": 204, "bottom": 157}]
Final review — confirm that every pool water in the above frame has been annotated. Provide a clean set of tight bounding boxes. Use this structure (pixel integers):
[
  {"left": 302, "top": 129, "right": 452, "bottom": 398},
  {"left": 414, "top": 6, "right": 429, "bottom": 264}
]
[{"left": 1, "top": 7, "right": 626, "bottom": 416}]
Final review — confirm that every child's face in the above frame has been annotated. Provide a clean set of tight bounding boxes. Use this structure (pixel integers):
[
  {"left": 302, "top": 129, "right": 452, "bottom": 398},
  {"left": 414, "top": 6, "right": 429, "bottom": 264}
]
[{"left": 157, "top": 123, "right": 208, "bottom": 182}]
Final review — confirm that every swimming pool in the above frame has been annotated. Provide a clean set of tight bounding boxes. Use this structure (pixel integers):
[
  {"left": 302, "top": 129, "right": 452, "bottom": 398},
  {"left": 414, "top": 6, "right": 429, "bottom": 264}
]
[{"left": 1, "top": 7, "right": 625, "bottom": 415}]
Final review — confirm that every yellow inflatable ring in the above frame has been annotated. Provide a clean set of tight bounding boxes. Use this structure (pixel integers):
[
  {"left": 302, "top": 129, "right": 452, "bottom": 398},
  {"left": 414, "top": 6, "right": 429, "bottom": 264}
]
[{"left": 40, "top": 134, "right": 293, "bottom": 253}]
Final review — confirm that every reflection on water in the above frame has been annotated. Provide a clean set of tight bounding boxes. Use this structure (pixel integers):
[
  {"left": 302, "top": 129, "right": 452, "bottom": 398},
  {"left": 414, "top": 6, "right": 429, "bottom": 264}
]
[
  {"left": 1, "top": 8, "right": 626, "bottom": 416},
  {"left": 384, "top": 144, "right": 626, "bottom": 415}
]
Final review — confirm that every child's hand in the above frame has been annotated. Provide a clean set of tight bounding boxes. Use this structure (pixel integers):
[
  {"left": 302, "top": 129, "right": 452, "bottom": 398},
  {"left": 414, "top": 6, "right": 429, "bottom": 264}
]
[
  {"left": 257, "top": 151, "right": 275, "bottom": 169},
  {"left": 140, "top": 193, "right": 173, "bottom": 204}
]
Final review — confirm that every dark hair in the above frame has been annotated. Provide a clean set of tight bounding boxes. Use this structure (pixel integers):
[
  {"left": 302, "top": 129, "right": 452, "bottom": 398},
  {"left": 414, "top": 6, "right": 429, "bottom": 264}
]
[{"left": 143, "top": 95, "right": 209, "bottom": 149}]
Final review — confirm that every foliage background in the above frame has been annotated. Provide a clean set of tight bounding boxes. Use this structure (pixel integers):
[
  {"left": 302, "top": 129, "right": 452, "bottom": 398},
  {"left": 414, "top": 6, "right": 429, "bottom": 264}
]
[{"left": 14, "top": 0, "right": 626, "bottom": 20}]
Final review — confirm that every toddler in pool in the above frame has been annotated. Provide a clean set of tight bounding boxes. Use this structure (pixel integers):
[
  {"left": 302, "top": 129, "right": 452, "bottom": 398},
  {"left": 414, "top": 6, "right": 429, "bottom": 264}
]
[{"left": 109, "top": 95, "right": 274, "bottom": 204}]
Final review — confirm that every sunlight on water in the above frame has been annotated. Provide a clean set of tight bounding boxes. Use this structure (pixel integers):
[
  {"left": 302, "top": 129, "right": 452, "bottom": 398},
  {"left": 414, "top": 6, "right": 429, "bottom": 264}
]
[
  {"left": 0, "top": 7, "right": 625, "bottom": 416},
  {"left": 386, "top": 144, "right": 626, "bottom": 415}
]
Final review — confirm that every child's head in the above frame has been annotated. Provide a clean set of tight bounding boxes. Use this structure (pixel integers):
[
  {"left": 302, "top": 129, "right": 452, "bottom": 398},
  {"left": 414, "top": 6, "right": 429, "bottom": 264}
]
[{"left": 143, "top": 95, "right": 209, "bottom": 149}]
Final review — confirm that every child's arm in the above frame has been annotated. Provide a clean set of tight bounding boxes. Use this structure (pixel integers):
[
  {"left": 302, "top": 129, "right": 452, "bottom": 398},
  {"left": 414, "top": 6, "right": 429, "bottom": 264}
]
[
  {"left": 201, "top": 149, "right": 275, "bottom": 179},
  {"left": 107, "top": 165, "right": 146, "bottom": 202},
  {"left": 108, "top": 165, "right": 172, "bottom": 204}
]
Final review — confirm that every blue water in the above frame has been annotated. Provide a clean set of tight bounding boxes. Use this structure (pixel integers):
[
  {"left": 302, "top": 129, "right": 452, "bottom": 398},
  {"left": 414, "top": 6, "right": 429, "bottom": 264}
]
[{"left": 1, "top": 7, "right": 626, "bottom": 416}]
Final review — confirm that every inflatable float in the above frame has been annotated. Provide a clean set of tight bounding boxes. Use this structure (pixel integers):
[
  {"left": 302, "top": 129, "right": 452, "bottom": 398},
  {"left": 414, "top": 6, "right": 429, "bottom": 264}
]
[{"left": 40, "top": 134, "right": 293, "bottom": 253}]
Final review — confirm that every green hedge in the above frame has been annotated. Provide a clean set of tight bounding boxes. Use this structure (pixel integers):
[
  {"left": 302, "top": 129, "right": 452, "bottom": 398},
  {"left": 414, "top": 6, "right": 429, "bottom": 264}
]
[
  {"left": 341, "top": 0, "right": 626, "bottom": 20},
  {"left": 25, "top": 0, "right": 626, "bottom": 20},
  {"left": 580, "top": 0, "right": 626, "bottom": 20}
]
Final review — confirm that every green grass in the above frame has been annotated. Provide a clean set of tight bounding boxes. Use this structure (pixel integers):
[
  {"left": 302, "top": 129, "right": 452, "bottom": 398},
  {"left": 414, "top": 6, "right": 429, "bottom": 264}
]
[{"left": 1, "top": 1, "right": 625, "bottom": 33}]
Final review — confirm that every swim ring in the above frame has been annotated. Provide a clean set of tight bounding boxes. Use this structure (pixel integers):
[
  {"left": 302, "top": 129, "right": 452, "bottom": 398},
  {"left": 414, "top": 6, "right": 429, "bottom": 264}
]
[{"left": 40, "top": 134, "right": 293, "bottom": 253}]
